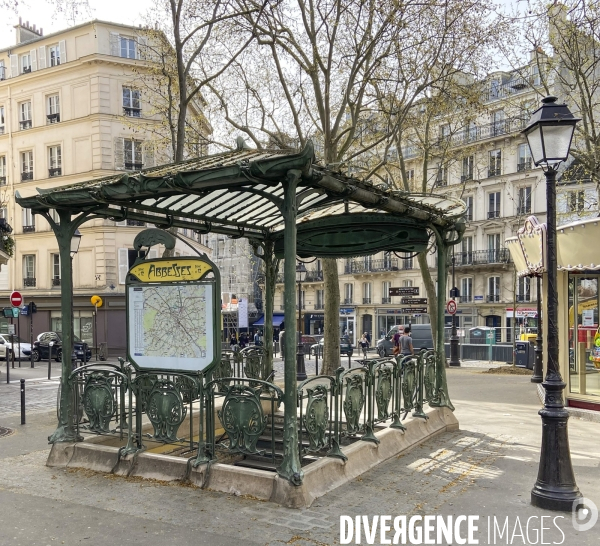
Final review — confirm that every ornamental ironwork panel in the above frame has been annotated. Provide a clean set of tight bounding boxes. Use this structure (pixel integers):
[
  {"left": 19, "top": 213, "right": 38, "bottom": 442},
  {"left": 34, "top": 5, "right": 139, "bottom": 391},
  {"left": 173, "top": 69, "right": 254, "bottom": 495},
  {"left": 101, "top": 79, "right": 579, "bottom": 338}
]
[
  {"left": 375, "top": 366, "right": 393, "bottom": 420},
  {"left": 343, "top": 374, "right": 365, "bottom": 434},
  {"left": 304, "top": 385, "right": 329, "bottom": 451},
  {"left": 146, "top": 379, "right": 187, "bottom": 442},
  {"left": 82, "top": 372, "right": 115, "bottom": 433}
]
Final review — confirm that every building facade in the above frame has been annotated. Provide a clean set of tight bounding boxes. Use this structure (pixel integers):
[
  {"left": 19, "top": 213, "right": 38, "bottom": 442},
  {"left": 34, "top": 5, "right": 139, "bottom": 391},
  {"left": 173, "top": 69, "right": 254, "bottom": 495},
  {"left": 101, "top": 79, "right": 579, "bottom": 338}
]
[{"left": 0, "top": 20, "right": 210, "bottom": 354}]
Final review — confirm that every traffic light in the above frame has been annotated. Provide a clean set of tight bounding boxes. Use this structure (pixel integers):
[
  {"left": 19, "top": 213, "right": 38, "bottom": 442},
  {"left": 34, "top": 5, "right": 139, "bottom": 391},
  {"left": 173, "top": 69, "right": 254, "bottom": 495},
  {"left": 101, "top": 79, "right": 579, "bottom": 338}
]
[{"left": 28, "top": 301, "right": 37, "bottom": 314}]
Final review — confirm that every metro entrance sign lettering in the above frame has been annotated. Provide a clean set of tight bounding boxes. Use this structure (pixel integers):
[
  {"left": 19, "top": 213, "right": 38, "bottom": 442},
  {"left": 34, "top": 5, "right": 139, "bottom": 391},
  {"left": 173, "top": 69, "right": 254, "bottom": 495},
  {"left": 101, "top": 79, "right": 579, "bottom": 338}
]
[
  {"left": 389, "top": 287, "right": 419, "bottom": 297},
  {"left": 10, "top": 291, "right": 23, "bottom": 307}
]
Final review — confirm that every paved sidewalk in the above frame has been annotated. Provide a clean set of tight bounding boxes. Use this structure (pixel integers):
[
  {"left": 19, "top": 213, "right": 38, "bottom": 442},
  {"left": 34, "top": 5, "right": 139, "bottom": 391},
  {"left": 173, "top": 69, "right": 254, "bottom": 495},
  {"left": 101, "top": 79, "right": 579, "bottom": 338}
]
[{"left": 1, "top": 366, "right": 599, "bottom": 545}]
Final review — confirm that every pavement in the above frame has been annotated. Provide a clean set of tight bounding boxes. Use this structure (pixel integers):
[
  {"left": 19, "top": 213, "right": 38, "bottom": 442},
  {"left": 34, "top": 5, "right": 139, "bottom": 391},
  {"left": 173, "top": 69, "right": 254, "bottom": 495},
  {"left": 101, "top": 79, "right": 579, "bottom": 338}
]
[{"left": 1, "top": 362, "right": 599, "bottom": 545}]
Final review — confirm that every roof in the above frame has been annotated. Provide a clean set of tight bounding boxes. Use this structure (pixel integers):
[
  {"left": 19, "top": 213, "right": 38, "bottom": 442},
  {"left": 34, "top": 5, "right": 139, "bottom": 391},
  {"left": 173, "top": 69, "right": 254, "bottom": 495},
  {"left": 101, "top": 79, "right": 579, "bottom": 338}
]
[{"left": 16, "top": 140, "right": 466, "bottom": 242}]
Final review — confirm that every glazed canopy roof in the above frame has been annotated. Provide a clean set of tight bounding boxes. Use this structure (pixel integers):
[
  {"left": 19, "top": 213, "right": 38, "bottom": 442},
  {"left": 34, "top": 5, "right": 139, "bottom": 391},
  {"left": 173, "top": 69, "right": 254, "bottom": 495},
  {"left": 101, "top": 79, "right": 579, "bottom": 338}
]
[{"left": 16, "top": 140, "right": 466, "bottom": 241}]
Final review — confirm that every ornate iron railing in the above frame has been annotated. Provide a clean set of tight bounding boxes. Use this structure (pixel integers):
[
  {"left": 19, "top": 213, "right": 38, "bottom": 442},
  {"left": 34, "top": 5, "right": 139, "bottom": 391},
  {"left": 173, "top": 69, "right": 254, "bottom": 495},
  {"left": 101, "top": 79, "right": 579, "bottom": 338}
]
[
  {"left": 59, "top": 348, "right": 438, "bottom": 472},
  {"left": 344, "top": 258, "right": 398, "bottom": 274}
]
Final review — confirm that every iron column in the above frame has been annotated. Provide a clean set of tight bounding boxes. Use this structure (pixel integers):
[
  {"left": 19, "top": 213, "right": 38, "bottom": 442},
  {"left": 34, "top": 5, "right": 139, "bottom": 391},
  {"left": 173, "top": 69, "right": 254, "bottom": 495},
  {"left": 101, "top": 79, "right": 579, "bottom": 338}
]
[
  {"left": 449, "top": 250, "right": 460, "bottom": 366},
  {"left": 531, "top": 275, "right": 543, "bottom": 383}
]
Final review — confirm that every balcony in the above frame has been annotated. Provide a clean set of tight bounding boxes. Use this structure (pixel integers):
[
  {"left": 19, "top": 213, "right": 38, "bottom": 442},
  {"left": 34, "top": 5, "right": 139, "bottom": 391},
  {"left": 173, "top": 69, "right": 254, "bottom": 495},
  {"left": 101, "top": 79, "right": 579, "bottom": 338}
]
[
  {"left": 362, "top": 298, "right": 371, "bottom": 304},
  {"left": 488, "top": 168, "right": 501, "bottom": 178},
  {"left": 517, "top": 160, "right": 532, "bottom": 172},
  {"left": 23, "top": 278, "right": 36, "bottom": 287},
  {"left": 516, "top": 295, "right": 531, "bottom": 303},
  {"left": 125, "top": 162, "right": 144, "bottom": 170},
  {"left": 461, "top": 174, "right": 473, "bottom": 183},
  {"left": 305, "top": 270, "right": 323, "bottom": 282},
  {"left": 486, "top": 295, "right": 500, "bottom": 302},
  {"left": 0, "top": 176, "right": 6, "bottom": 186},
  {"left": 314, "top": 303, "right": 324, "bottom": 310},
  {"left": 126, "top": 220, "right": 146, "bottom": 226},
  {"left": 46, "top": 113, "right": 60, "bottom": 124},
  {"left": 49, "top": 168, "right": 62, "bottom": 178},
  {"left": 21, "top": 171, "right": 33, "bottom": 181},
  {"left": 517, "top": 206, "right": 531, "bottom": 216},
  {"left": 401, "top": 260, "right": 414, "bottom": 270},
  {"left": 461, "top": 295, "right": 473, "bottom": 303},
  {"left": 344, "top": 258, "right": 398, "bottom": 274},
  {"left": 381, "top": 297, "right": 391, "bottom": 304},
  {"left": 23, "top": 225, "right": 35, "bottom": 233},
  {"left": 20, "top": 120, "right": 32, "bottom": 130},
  {"left": 123, "top": 107, "right": 142, "bottom": 117},
  {"left": 343, "top": 298, "right": 353, "bottom": 305},
  {"left": 52, "top": 278, "right": 61, "bottom": 287},
  {"left": 454, "top": 249, "right": 512, "bottom": 266},
  {"left": 487, "top": 210, "right": 500, "bottom": 219},
  {"left": 435, "top": 177, "right": 447, "bottom": 187},
  {"left": 450, "top": 117, "right": 526, "bottom": 147}
]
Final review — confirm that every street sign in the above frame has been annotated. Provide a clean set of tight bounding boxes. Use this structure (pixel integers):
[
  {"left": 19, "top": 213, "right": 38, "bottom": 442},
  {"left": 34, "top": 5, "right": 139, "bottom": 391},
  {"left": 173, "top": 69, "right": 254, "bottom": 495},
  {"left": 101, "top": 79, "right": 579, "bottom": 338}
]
[
  {"left": 20, "top": 305, "right": 29, "bottom": 316},
  {"left": 389, "top": 287, "right": 419, "bottom": 297},
  {"left": 447, "top": 300, "right": 457, "bottom": 315},
  {"left": 401, "top": 297, "right": 428, "bottom": 305},
  {"left": 8, "top": 324, "right": 15, "bottom": 335},
  {"left": 10, "top": 291, "right": 23, "bottom": 307},
  {"left": 398, "top": 307, "right": 428, "bottom": 314}
]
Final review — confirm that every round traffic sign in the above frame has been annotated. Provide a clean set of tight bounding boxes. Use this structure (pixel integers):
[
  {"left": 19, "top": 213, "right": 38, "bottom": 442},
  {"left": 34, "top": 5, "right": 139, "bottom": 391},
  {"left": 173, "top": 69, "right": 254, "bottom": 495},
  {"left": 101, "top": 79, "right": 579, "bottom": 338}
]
[
  {"left": 446, "top": 300, "right": 457, "bottom": 315},
  {"left": 10, "top": 291, "right": 23, "bottom": 307}
]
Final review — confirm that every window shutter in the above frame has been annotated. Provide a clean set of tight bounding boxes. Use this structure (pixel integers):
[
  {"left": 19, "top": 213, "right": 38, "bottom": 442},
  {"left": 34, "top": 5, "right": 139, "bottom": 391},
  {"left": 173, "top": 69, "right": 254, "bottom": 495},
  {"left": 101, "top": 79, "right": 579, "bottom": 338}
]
[
  {"left": 38, "top": 46, "right": 47, "bottom": 69},
  {"left": 30, "top": 49, "right": 37, "bottom": 71},
  {"left": 118, "top": 248, "right": 129, "bottom": 284},
  {"left": 143, "top": 142, "right": 154, "bottom": 168},
  {"left": 58, "top": 40, "right": 66, "bottom": 63},
  {"left": 114, "top": 137, "right": 124, "bottom": 170},
  {"left": 137, "top": 36, "right": 147, "bottom": 60},
  {"left": 110, "top": 32, "right": 120, "bottom": 56},
  {"left": 10, "top": 55, "right": 17, "bottom": 78}
]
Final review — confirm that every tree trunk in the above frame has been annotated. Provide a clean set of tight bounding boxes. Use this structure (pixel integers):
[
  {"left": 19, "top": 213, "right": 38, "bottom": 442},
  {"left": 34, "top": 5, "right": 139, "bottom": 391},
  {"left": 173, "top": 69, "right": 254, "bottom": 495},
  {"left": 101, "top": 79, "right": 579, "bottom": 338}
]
[
  {"left": 321, "top": 258, "right": 340, "bottom": 375},
  {"left": 418, "top": 252, "right": 438, "bottom": 344}
]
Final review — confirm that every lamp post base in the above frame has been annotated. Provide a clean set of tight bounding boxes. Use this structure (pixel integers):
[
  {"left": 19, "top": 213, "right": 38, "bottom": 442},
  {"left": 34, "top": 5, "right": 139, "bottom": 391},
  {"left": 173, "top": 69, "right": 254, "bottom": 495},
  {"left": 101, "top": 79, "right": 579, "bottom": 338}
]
[
  {"left": 296, "top": 344, "right": 307, "bottom": 382},
  {"left": 449, "top": 335, "right": 460, "bottom": 367},
  {"left": 531, "top": 383, "right": 581, "bottom": 511}
]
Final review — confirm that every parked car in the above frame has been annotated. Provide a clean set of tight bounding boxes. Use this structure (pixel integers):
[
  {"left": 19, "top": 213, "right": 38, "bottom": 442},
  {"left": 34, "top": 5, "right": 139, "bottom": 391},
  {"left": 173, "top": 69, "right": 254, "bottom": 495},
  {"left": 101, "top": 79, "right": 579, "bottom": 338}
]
[
  {"left": 32, "top": 332, "right": 92, "bottom": 362},
  {"left": 376, "top": 324, "right": 434, "bottom": 357},
  {"left": 310, "top": 336, "right": 354, "bottom": 357},
  {"left": 0, "top": 334, "right": 32, "bottom": 360}
]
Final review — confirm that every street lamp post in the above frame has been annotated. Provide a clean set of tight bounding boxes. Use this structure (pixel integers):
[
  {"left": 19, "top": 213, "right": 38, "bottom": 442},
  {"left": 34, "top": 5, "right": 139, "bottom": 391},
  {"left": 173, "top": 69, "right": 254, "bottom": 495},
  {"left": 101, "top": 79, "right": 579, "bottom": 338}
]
[
  {"left": 523, "top": 96, "right": 582, "bottom": 510},
  {"left": 449, "top": 250, "right": 460, "bottom": 366},
  {"left": 531, "top": 275, "right": 543, "bottom": 383},
  {"left": 296, "top": 262, "right": 307, "bottom": 381}
]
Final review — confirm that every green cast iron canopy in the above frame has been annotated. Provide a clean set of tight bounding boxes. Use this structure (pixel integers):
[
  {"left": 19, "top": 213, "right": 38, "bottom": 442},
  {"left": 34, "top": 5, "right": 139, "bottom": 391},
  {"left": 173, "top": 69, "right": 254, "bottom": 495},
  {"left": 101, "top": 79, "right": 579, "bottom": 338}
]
[{"left": 15, "top": 140, "right": 466, "bottom": 242}]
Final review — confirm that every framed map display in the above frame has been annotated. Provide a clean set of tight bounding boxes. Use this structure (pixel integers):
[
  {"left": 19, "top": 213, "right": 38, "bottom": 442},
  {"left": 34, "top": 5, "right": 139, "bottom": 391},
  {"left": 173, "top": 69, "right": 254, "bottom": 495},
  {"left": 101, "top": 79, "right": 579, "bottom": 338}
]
[{"left": 126, "top": 257, "right": 220, "bottom": 373}]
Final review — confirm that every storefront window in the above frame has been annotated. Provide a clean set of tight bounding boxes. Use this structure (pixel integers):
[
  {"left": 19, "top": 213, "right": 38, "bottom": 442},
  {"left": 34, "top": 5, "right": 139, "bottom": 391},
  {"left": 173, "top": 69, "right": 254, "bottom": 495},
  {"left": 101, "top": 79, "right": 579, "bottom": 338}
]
[
  {"left": 51, "top": 311, "right": 94, "bottom": 347},
  {"left": 568, "top": 275, "right": 600, "bottom": 398}
]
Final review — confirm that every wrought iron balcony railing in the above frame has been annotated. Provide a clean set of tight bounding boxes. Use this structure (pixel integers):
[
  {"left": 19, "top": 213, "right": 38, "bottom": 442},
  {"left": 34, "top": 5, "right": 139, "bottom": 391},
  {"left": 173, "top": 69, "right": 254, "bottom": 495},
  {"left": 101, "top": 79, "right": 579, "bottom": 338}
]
[
  {"left": 461, "top": 295, "right": 473, "bottom": 303},
  {"left": 454, "top": 249, "right": 512, "bottom": 266},
  {"left": 343, "top": 298, "right": 353, "bottom": 304},
  {"left": 381, "top": 297, "right": 392, "bottom": 304},
  {"left": 517, "top": 206, "right": 531, "bottom": 216},
  {"left": 517, "top": 160, "right": 532, "bottom": 172},
  {"left": 23, "top": 225, "right": 35, "bottom": 233},
  {"left": 21, "top": 171, "right": 33, "bottom": 181},
  {"left": 461, "top": 174, "right": 473, "bottom": 183},
  {"left": 125, "top": 162, "right": 143, "bottom": 170},
  {"left": 516, "top": 295, "right": 531, "bottom": 303},
  {"left": 486, "top": 294, "right": 500, "bottom": 302},
  {"left": 123, "top": 107, "right": 142, "bottom": 117},
  {"left": 487, "top": 210, "right": 500, "bottom": 219},
  {"left": 46, "top": 113, "right": 60, "bottom": 124},
  {"left": 52, "top": 278, "right": 61, "bottom": 287},
  {"left": 305, "top": 270, "right": 323, "bottom": 282},
  {"left": 49, "top": 168, "right": 62, "bottom": 177},
  {"left": 126, "top": 220, "right": 146, "bottom": 226},
  {"left": 20, "top": 120, "right": 32, "bottom": 130},
  {"left": 314, "top": 303, "right": 324, "bottom": 310},
  {"left": 488, "top": 168, "right": 501, "bottom": 178},
  {"left": 362, "top": 298, "right": 371, "bottom": 304},
  {"left": 23, "top": 278, "right": 36, "bottom": 287},
  {"left": 344, "top": 258, "right": 398, "bottom": 274},
  {"left": 0, "top": 176, "right": 6, "bottom": 186}
]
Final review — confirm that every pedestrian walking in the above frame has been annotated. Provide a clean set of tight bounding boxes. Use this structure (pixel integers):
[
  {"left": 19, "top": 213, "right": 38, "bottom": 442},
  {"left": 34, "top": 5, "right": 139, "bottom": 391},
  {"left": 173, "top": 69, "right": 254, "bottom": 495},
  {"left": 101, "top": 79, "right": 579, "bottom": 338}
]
[
  {"left": 359, "top": 333, "right": 369, "bottom": 359},
  {"left": 392, "top": 329, "right": 401, "bottom": 356},
  {"left": 399, "top": 327, "right": 414, "bottom": 357}
]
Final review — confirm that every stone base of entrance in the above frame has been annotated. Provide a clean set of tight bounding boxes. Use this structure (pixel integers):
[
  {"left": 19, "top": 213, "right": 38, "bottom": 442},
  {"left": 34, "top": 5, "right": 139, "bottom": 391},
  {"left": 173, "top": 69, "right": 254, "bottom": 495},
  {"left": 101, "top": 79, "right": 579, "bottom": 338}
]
[{"left": 47, "top": 406, "right": 458, "bottom": 508}]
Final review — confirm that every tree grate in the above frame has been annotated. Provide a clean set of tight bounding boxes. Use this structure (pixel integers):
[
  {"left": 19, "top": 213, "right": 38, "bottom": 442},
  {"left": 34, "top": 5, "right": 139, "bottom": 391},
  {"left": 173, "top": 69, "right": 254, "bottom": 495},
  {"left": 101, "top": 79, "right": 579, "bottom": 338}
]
[{"left": 0, "top": 426, "right": 14, "bottom": 438}]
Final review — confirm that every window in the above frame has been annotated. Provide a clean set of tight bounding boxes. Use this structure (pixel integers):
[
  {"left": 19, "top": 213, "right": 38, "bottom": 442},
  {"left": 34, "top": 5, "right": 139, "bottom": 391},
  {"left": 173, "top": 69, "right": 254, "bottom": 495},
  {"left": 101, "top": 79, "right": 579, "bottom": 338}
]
[
  {"left": 51, "top": 253, "right": 61, "bottom": 286},
  {"left": 363, "top": 255, "right": 372, "bottom": 270},
  {"left": 401, "top": 252, "right": 413, "bottom": 270},
  {"left": 363, "top": 282, "right": 372, "bottom": 304},
  {"left": 439, "top": 124, "right": 451, "bottom": 143},
  {"left": 402, "top": 280, "right": 413, "bottom": 287},
  {"left": 0, "top": 207, "right": 6, "bottom": 219},
  {"left": 461, "top": 278, "right": 473, "bottom": 302},
  {"left": 21, "top": 150, "right": 33, "bottom": 181},
  {"left": 49, "top": 209, "right": 60, "bottom": 224},
  {"left": 517, "top": 143, "right": 532, "bottom": 172},
  {"left": 464, "top": 196, "right": 473, "bottom": 221},
  {"left": 344, "top": 283, "right": 353, "bottom": 304},
  {"left": 406, "top": 169, "right": 414, "bottom": 185},
  {"left": 21, "top": 53, "right": 31, "bottom": 74},
  {"left": 124, "top": 139, "right": 143, "bottom": 170},
  {"left": 531, "top": 64, "right": 540, "bottom": 86},
  {"left": 491, "top": 110, "right": 505, "bottom": 135},
  {"left": 49, "top": 44, "right": 61, "bottom": 66},
  {"left": 0, "top": 105, "right": 4, "bottom": 134},
  {"left": 0, "top": 60, "right": 5, "bottom": 81},
  {"left": 23, "top": 255, "right": 36, "bottom": 287},
  {"left": 489, "top": 78, "right": 501, "bottom": 99},
  {"left": 19, "top": 101, "right": 32, "bottom": 130},
  {"left": 487, "top": 276, "right": 500, "bottom": 302},
  {"left": 0, "top": 155, "right": 6, "bottom": 185},
  {"left": 488, "top": 234, "right": 501, "bottom": 262},
  {"left": 22, "top": 208, "right": 35, "bottom": 232},
  {"left": 517, "top": 276, "right": 531, "bottom": 302},
  {"left": 568, "top": 190, "right": 585, "bottom": 213},
  {"left": 382, "top": 281, "right": 391, "bottom": 304},
  {"left": 48, "top": 145, "right": 62, "bottom": 177},
  {"left": 460, "top": 236, "right": 473, "bottom": 265},
  {"left": 488, "top": 149, "right": 501, "bottom": 177},
  {"left": 47, "top": 94, "right": 60, "bottom": 123},
  {"left": 120, "top": 36, "right": 137, "bottom": 59},
  {"left": 462, "top": 156, "right": 474, "bottom": 182},
  {"left": 383, "top": 251, "right": 392, "bottom": 269},
  {"left": 316, "top": 289, "right": 324, "bottom": 309},
  {"left": 488, "top": 191, "right": 501, "bottom": 218},
  {"left": 123, "top": 87, "right": 141, "bottom": 117},
  {"left": 436, "top": 164, "right": 448, "bottom": 187},
  {"left": 518, "top": 186, "right": 532, "bottom": 215}
]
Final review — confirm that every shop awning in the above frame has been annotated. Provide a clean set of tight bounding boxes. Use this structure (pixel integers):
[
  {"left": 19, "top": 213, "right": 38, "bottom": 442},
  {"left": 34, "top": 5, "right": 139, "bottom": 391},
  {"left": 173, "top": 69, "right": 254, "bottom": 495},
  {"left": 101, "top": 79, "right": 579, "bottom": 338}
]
[{"left": 253, "top": 314, "right": 285, "bottom": 327}]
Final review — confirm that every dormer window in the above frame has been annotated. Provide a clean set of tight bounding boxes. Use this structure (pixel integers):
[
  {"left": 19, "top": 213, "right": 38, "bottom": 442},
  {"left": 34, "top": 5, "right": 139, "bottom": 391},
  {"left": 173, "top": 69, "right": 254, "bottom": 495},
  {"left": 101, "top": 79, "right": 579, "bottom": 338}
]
[
  {"left": 49, "top": 44, "right": 61, "bottom": 66},
  {"left": 21, "top": 53, "right": 31, "bottom": 74},
  {"left": 120, "top": 37, "right": 137, "bottom": 59}
]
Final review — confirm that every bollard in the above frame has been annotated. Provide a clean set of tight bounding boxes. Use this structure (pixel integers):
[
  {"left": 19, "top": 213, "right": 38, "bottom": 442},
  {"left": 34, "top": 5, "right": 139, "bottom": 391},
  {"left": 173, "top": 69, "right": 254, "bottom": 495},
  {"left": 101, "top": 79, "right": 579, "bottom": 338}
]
[
  {"left": 5, "top": 356, "right": 9, "bottom": 384},
  {"left": 48, "top": 342, "right": 54, "bottom": 380},
  {"left": 20, "top": 378, "right": 25, "bottom": 425},
  {"left": 348, "top": 352, "right": 351, "bottom": 369},
  {"left": 315, "top": 347, "right": 319, "bottom": 376}
]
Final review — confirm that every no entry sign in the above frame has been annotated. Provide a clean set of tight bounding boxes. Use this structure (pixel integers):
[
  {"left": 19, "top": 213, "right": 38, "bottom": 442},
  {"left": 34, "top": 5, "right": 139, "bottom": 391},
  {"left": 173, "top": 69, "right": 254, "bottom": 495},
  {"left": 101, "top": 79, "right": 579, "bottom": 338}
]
[{"left": 10, "top": 291, "right": 23, "bottom": 307}]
